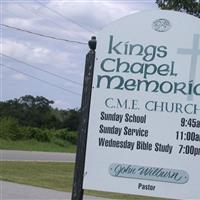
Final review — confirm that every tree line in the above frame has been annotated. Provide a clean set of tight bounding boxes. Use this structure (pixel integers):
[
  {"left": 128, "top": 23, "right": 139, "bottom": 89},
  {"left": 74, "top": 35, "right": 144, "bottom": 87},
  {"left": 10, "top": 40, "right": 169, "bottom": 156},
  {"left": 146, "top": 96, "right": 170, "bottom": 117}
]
[
  {"left": 0, "top": 95, "right": 79, "bottom": 130},
  {"left": 0, "top": 95, "right": 79, "bottom": 144}
]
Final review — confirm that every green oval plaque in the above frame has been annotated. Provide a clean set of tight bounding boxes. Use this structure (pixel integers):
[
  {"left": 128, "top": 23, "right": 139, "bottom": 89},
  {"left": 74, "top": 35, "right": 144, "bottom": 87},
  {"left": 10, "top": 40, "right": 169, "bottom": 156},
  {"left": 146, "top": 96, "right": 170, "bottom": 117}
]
[{"left": 109, "top": 163, "right": 189, "bottom": 184}]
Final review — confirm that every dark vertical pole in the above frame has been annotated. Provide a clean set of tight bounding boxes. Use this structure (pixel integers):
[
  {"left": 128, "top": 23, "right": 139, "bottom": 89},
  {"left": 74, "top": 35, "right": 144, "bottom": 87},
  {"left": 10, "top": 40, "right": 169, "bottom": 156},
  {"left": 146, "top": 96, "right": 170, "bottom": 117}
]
[{"left": 71, "top": 36, "right": 96, "bottom": 200}]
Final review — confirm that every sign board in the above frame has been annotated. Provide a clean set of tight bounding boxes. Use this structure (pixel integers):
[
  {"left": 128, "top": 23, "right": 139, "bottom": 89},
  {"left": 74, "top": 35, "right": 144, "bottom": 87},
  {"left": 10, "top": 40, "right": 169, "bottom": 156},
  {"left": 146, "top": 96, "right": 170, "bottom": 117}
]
[{"left": 83, "top": 10, "right": 200, "bottom": 200}]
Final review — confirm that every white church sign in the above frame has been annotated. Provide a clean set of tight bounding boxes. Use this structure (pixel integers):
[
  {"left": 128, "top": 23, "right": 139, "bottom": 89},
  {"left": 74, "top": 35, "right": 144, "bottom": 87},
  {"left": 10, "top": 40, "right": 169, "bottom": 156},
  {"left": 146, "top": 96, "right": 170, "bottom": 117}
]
[{"left": 83, "top": 10, "right": 200, "bottom": 200}]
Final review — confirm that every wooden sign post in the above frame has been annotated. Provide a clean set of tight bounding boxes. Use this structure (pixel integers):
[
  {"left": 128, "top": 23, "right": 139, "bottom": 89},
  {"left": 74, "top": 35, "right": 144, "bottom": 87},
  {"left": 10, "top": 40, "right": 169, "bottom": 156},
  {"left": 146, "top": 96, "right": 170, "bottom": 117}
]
[{"left": 71, "top": 37, "right": 96, "bottom": 200}]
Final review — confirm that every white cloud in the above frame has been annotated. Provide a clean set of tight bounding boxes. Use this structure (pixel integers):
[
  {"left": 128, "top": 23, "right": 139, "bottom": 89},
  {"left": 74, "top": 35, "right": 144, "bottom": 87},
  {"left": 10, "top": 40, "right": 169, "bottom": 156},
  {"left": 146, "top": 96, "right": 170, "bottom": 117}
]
[
  {"left": 3, "top": 3, "right": 90, "bottom": 41},
  {"left": 3, "top": 3, "right": 35, "bottom": 19},
  {"left": 4, "top": 18, "right": 34, "bottom": 28},
  {"left": 47, "top": 0, "right": 135, "bottom": 30},
  {"left": 12, "top": 73, "right": 27, "bottom": 80},
  {"left": 3, "top": 40, "right": 30, "bottom": 59},
  {"left": 3, "top": 0, "right": 148, "bottom": 43},
  {"left": 2, "top": 39, "right": 73, "bottom": 69},
  {"left": 53, "top": 99, "right": 70, "bottom": 109}
]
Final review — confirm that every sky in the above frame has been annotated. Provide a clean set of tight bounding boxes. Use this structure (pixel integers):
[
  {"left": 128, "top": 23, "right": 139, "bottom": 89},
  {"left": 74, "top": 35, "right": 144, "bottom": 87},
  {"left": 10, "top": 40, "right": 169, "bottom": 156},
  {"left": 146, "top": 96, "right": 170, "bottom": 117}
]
[{"left": 1, "top": 0, "right": 157, "bottom": 109}]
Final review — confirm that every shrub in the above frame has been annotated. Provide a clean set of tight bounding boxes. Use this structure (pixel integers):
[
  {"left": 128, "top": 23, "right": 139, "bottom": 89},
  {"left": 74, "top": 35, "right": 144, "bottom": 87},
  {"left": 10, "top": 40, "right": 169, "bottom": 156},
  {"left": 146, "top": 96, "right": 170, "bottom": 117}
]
[
  {"left": 66, "top": 131, "right": 77, "bottom": 145},
  {"left": 53, "top": 129, "right": 68, "bottom": 140},
  {"left": 52, "top": 129, "right": 77, "bottom": 144},
  {"left": 21, "top": 126, "right": 51, "bottom": 142},
  {"left": 0, "top": 117, "right": 23, "bottom": 140},
  {"left": 0, "top": 116, "right": 77, "bottom": 144},
  {"left": 37, "top": 129, "right": 51, "bottom": 142}
]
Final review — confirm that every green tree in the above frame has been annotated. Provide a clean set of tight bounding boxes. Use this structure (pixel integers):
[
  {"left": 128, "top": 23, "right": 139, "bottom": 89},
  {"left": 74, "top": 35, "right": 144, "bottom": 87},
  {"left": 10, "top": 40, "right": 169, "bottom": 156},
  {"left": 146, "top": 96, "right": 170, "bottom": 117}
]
[
  {"left": 0, "top": 95, "right": 79, "bottom": 130},
  {"left": 0, "top": 117, "right": 22, "bottom": 140},
  {"left": 0, "top": 95, "right": 55, "bottom": 128},
  {"left": 156, "top": 0, "right": 200, "bottom": 18},
  {"left": 65, "top": 109, "right": 79, "bottom": 131}
]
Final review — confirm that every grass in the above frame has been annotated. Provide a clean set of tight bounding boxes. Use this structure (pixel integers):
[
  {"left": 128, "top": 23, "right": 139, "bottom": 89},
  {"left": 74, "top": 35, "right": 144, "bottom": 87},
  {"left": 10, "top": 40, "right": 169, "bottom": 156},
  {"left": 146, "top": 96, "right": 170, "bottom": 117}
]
[
  {"left": 0, "top": 138, "right": 76, "bottom": 153},
  {"left": 0, "top": 161, "right": 168, "bottom": 200}
]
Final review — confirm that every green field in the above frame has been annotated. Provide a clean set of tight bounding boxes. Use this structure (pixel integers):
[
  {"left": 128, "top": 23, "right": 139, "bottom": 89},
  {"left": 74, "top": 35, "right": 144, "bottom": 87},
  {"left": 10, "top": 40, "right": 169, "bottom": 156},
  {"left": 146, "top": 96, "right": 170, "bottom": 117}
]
[
  {"left": 0, "top": 138, "right": 76, "bottom": 153},
  {"left": 0, "top": 161, "right": 168, "bottom": 200}
]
